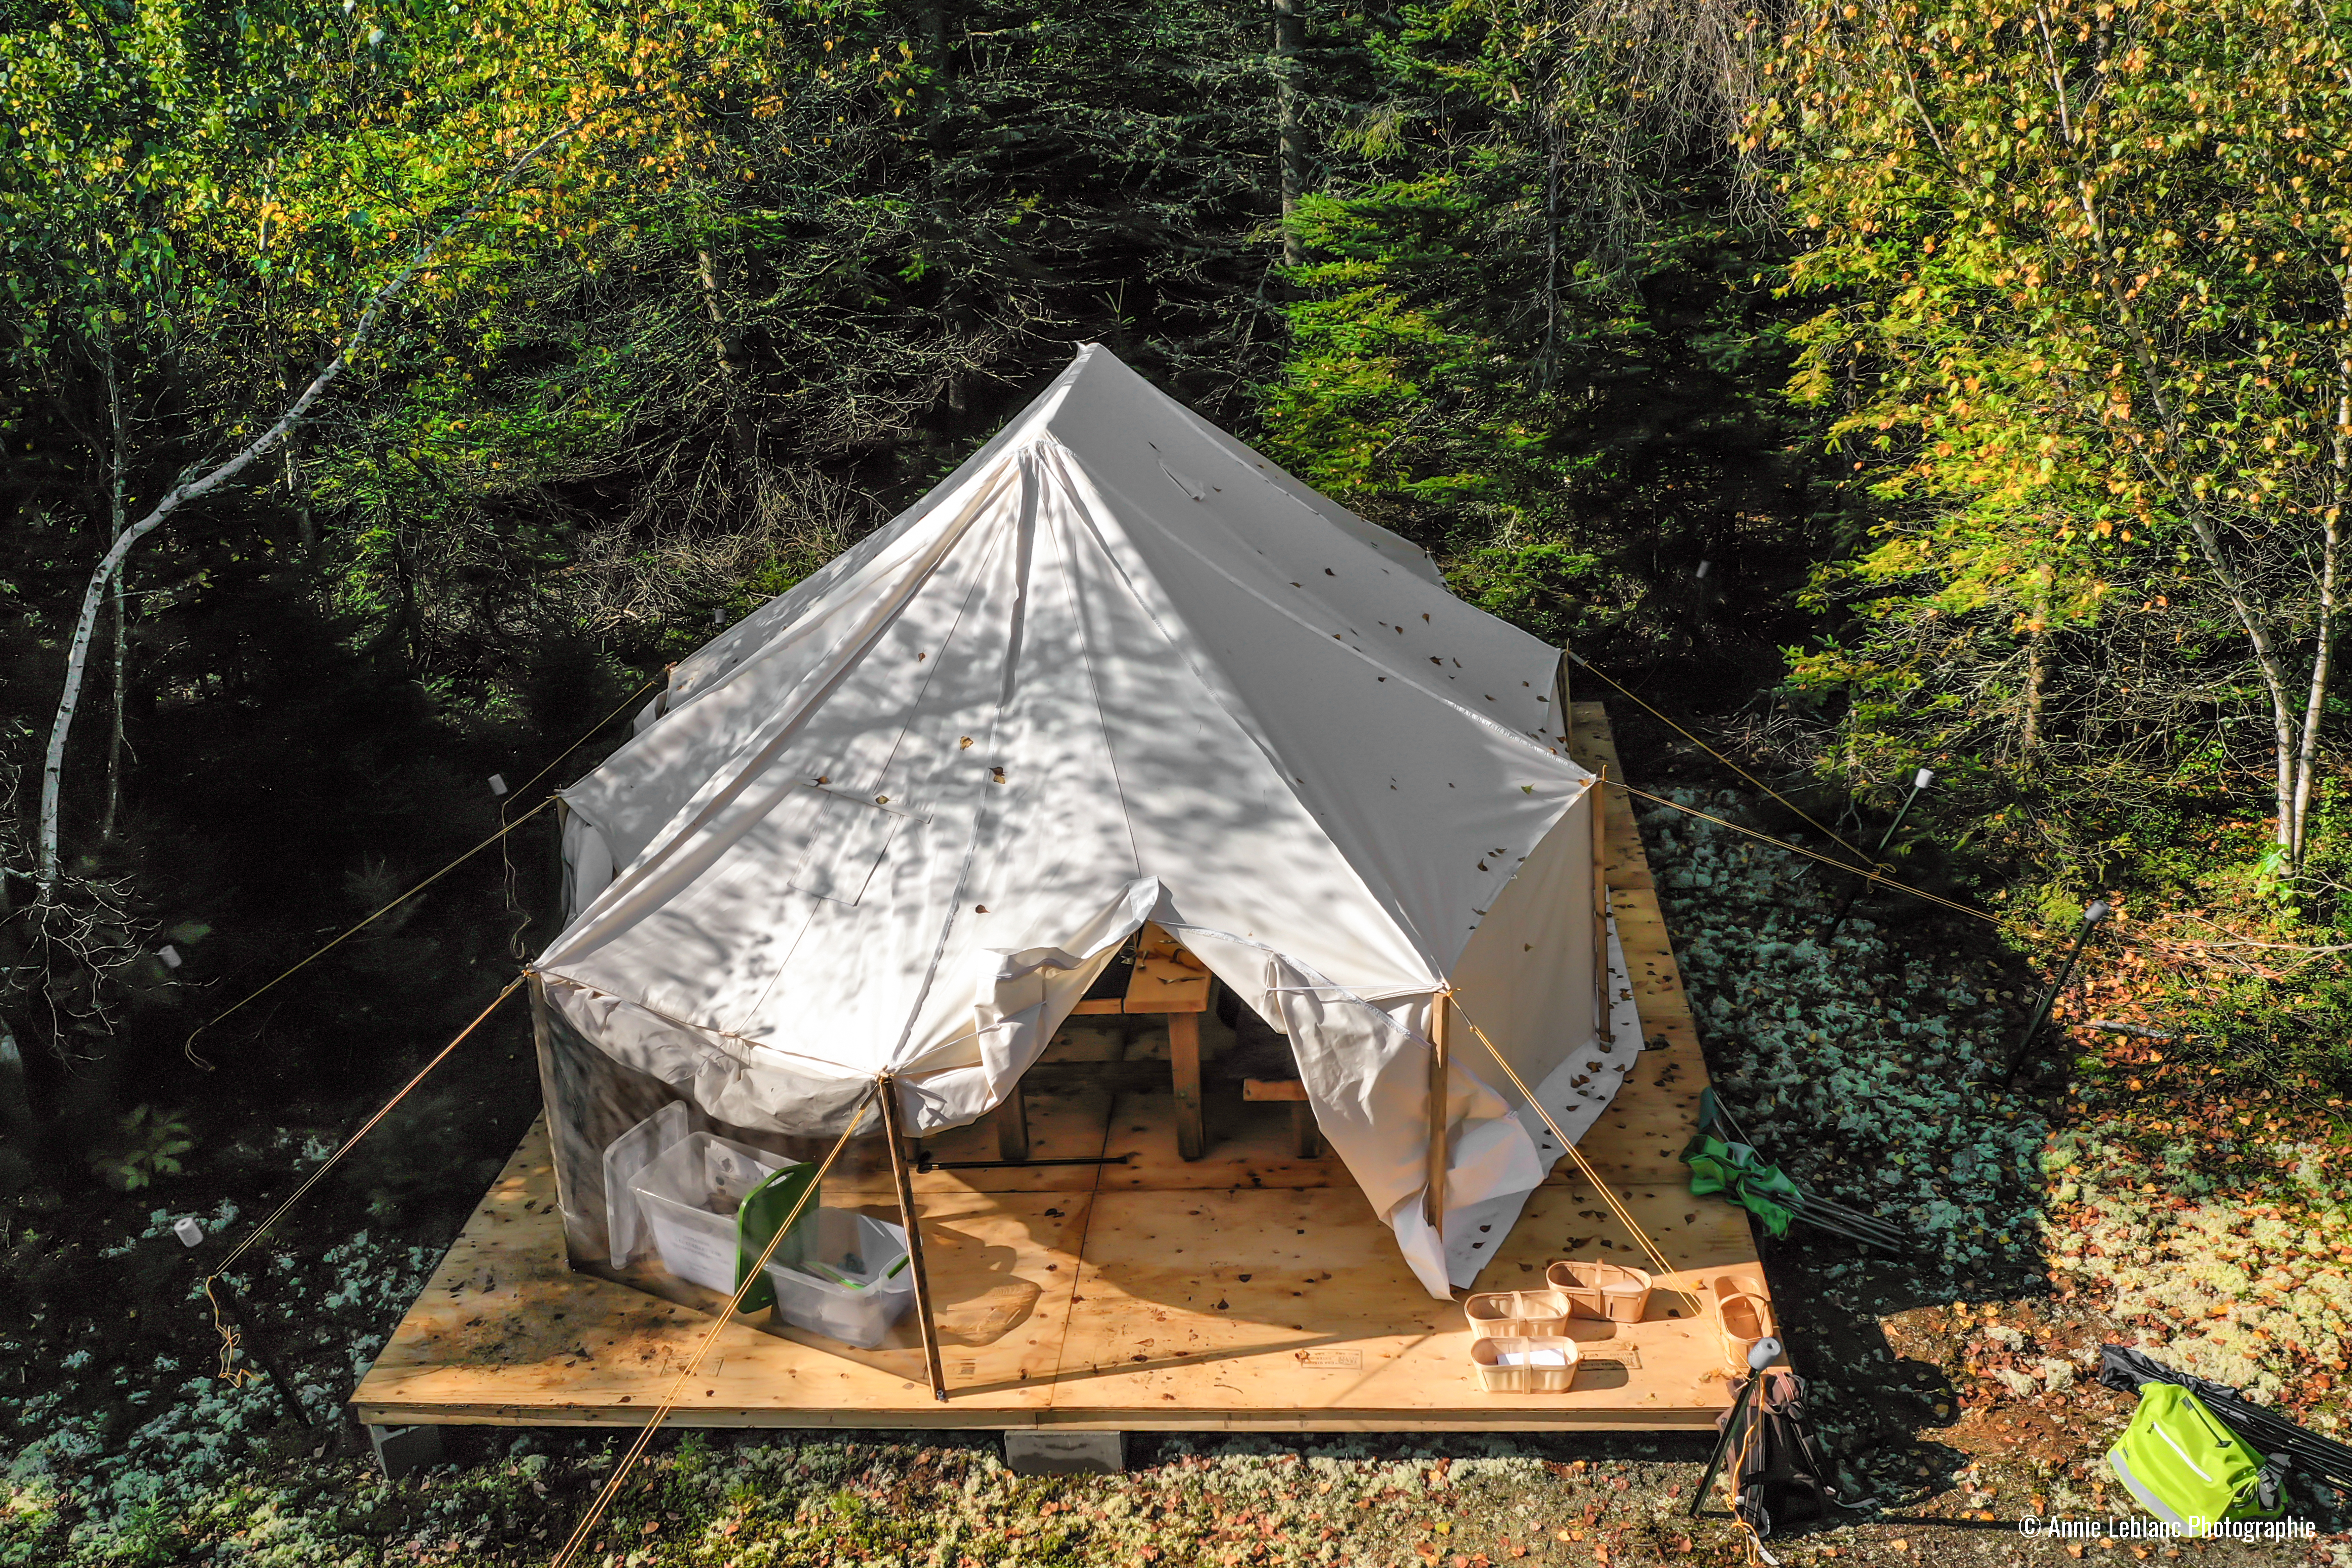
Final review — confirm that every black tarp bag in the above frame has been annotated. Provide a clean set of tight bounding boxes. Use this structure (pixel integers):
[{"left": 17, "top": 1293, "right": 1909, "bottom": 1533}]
[{"left": 1720, "top": 1368, "right": 1838, "bottom": 1536}]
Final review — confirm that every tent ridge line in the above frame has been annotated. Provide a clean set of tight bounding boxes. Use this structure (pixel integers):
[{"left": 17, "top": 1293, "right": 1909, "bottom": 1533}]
[
  {"left": 1156, "top": 379, "right": 1444, "bottom": 584},
  {"left": 550, "top": 463, "right": 1027, "bottom": 964},
  {"left": 738, "top": 498, "right": 1029, "bottom": 1043},
  {"left": 633, "top": 456, "right": 1030, "bottom": 742},
  {"left": 879, "top": 450, "right": 1073, "bottom": 1079},
  {"left": 1040, "top": 435, "right": 1579, "bottom": 973}
]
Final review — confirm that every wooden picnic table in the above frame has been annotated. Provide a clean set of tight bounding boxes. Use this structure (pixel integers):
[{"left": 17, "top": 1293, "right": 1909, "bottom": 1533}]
[{"left": 995, "top": 921, "right": 1222, "bottom": 1160}]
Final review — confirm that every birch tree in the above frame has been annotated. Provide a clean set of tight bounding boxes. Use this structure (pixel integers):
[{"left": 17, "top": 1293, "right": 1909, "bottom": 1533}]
[
  {"left": 1761, "top": 0, "right": 2352, "bottom": 871},
  {"left": 0, "top": 0, "right": 811, "bottom": 896}
]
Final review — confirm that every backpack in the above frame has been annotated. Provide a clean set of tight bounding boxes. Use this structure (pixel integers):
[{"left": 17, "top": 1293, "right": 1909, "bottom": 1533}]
[
  {"left": 2109, "top": 1383, "right": 2289, "bottom": 1535},
  {"left": 1720, "top": 1369, "right": 1836, "bottom": 1537}
]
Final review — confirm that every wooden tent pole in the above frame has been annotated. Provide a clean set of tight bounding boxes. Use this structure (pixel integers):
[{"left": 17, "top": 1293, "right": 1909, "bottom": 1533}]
[
  {"left": 1591, "top": 768, "right": 1614, "bottom": 1046},
  {"left": 1424, "top": 990, "right": 1450, "bottom": 1238},
  {"left": 877, "top": 1074, "right": 949, "bottom": 1403},
  {"left": 551, "top": 797, "right": 570, "bottom": 927},
  {"left": 1553, "top": 648, "right": 1575, "bottom": 751}
]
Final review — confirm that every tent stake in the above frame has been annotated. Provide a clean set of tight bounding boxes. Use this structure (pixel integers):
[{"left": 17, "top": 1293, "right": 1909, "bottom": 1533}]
[
  {"left": 207, "top": 1276, "right": 311, "bottom": 1429},
  {"left": 1997, "top": 900, "right": 2111, "bottom": 1089},
  {"left": 878, "top": 1074, "right": 950, "bottom": 1403},
  {"left": 1820, "top": 767, "right": 1934, "bottom": 940}
]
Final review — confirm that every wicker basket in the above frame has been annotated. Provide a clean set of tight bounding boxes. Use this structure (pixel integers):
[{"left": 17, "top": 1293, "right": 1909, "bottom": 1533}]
[
  {"left": 1471, "top": 1335, "right": 1579, "bottom": 1394},
  {"left": 1464, "top": 1288, "right": 1573, "bottom": 1339},
  {"left": 1546, "top": 1259, "right": 1654, "bottom": 1324},
  {"left": 1708, "top": 1270, "right": 1767, "bottom": 1303},
  {"left": 1715, "top": 1290, "right": 1777, "bottom": 1375}
]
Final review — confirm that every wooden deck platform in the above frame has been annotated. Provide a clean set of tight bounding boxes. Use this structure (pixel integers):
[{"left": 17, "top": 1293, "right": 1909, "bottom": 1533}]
[{"left": 350, "top": 704, "right": 1766, "bottom": 1433}]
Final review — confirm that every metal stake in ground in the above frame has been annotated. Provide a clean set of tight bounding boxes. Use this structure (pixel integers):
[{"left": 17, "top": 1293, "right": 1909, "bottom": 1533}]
[
  {"left": 1690, "top": 1335, "right": 1784, "bottom": 1517},
  {"left": 1820, "top": 768, "right": 1934, "bottom": 940},
  {"left": 204, "top": 1276, "right": 311, "bottom": 1428},
  {"left": 1997, "top": 900, "right": 2111, "bottom": 1089}
]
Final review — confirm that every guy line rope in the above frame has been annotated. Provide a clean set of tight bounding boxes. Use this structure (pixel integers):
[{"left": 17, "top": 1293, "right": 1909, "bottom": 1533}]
[
  {"left": 191, "top": 673, "right": 661, "bottom": 1379},
  {"left": 1564, "top": 651, "right": 1868, "bottom": 866},
  {"left": 204, "top": 977, "right": 528, "bottom": 1386},
  {"left": 546, "top": 1088, "right": 878, "bottom": 1568},
  {"left": 183, "top": 674, "right": 659, "bottom": 1067},
  {"left": 1446, "top": 990, "right": 1700, "bottom": 1319},
  {"left": 1606, "top": 779, "right": 2003, "bottom": 931}
]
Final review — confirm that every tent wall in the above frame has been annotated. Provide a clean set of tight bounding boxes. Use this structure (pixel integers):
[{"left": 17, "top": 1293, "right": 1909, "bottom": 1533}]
[
  {"left": 1449, "top": 777, "right": 1603, "bottom": 1115},
  {"left": 1210, "top": 781, "right": 1610, "bottom": 1298},
  {"left": 528, "top": 978, "right": 839, "bottom": 1269}
]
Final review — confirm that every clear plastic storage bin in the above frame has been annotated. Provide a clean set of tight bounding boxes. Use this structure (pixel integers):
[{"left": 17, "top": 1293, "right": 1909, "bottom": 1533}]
[
  {"left": 763, "top": 1209, "right": 914, "bottom": 1349},
  {"left": 630, "top": 1132, "right": 784, "bottom": 1293}
]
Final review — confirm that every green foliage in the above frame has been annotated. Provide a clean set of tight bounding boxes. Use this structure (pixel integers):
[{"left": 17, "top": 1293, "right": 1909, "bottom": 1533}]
[
  {"left": 1760, "top": 0, "right": 2352, "bottom": 863},
  {"left": 1259, "top": 0, "right": 1816, "bottom": 673},
  {"left": 2168, "top": 966, "right": 2352, "bottom": 1106},
  {"left": 293, "top": 0, "right": 1294, "bottom": 675},
  {"left": 99, "top": 1106, "right": 193, "bottom": 1192}
]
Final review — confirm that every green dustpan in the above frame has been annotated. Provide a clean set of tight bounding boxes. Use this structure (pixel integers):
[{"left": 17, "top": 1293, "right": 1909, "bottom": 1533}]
[{"left": 733, "top": 1161, "right": 821, "bottom": 1312}]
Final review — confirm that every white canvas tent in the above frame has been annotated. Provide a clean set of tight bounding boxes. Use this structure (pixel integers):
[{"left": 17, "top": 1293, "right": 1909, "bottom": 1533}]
[{"left": 535, "top": 345, "right": 1634, "bottom": 1299}]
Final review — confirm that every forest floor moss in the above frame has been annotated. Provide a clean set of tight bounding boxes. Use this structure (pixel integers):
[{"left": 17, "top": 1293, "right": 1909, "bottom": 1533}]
[{"left": 7, "top": 774, "right": 2352, "bottom": 1566}]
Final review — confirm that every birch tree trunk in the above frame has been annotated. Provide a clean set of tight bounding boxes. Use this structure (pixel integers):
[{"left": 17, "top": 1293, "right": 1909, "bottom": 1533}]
[
  {"left": 39, "top": 364, "right": 353, "bottom": 891},
  {"left": 100, "top": 341, "right": 129, "bottom": 844},
  {"left": 2293, "top": 288, "right": 2352, "bottom": 865},
  {"left": 285, "top": 421, "right": 314, "bottom": 554},
  {"left": 100, "top": 569, "right": 126, "bottom": 844},
  {"left": 34, "top": 115, "right": 589, "bottom": 894},
  {"left": 2029, "top": 8, "right": 2324, "bottom": 869}
]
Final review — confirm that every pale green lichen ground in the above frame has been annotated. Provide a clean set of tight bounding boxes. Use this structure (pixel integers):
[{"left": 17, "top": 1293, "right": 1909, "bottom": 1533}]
[
  {"left": 2041, "top": 1125, "right": 2352, "bottom": 1413},
  {"left": 8, "top": 1433, "right": 1731, "bottom": 1567}
]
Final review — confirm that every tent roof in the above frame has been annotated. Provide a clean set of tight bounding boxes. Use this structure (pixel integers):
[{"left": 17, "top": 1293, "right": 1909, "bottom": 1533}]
[{"left": 542, "top": 345, "right": 1586, "bottom": 1083}]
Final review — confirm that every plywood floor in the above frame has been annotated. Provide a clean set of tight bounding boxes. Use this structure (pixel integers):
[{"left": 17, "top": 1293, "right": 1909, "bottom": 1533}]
[{"left": 350, "top": 704, "right": 1768, "bottom": 1433}]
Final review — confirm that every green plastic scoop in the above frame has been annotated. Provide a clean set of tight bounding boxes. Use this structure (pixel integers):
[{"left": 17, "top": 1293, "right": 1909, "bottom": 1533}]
[{"left": 732, "top": 1160, "right": 821, "bottom": 1311}]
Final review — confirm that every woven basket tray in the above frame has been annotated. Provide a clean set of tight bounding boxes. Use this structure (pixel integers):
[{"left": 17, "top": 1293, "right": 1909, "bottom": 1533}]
[
  {"left": 1547, "top": 1259, "right": 1654, "bottom": 1324},
  {"left": 1471, "top": 1335, "right": 1580, "bottom": 1394}
]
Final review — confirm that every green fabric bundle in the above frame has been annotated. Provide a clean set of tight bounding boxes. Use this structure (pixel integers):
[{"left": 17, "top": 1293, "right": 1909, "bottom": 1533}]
[{"left": 1683, "top": 1133, "right": 1803, "bottom": 1236}]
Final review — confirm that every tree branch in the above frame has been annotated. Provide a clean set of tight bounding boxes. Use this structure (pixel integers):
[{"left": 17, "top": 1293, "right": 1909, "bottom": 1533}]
[{"left": 35, "top": 109, "right": 602, "bottom": 893}]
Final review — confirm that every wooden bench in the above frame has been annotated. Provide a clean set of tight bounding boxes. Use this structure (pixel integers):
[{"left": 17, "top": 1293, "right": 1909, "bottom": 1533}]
[
  {"left": 996, "top": 922, "right": 1216, "bottom": 1160},
  {"left": 1241, "top": 1076, "right": 1323, "bottom": 1159}
]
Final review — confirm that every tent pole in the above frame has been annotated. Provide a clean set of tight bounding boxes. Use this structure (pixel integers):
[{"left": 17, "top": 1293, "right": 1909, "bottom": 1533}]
[
  {"left": 551, "top": 797, "right": 571, "bottom": 932},
  {"left": 1553, "top": 648, "right": 1575, "bottom": 753},
  {"left": 1591, "top": 769, "right": 1614, "bottom": 1045},
  {"left": 1424, "top": 991, "right": 1450, "bottom": 1241},
  {"left": 877, "top": 1074, "right": 950, "bottom": 1403},
  {"left": 1169, "top": 1010, "right": 1205, "bottom": 1160}
]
